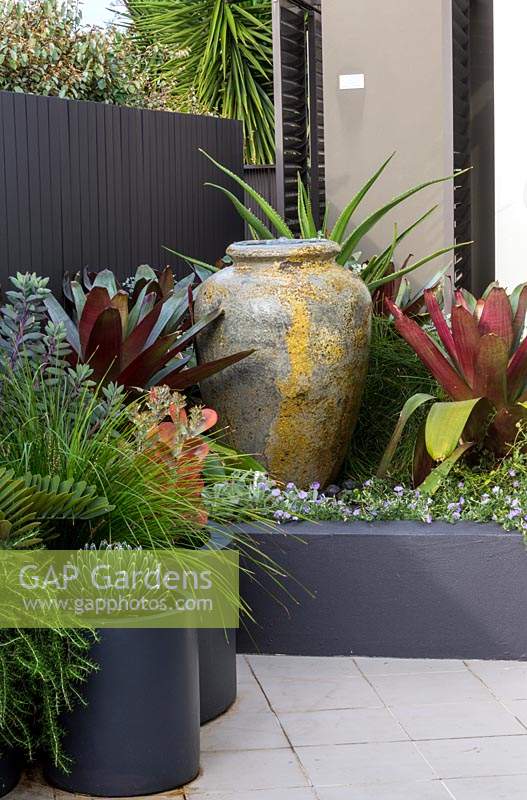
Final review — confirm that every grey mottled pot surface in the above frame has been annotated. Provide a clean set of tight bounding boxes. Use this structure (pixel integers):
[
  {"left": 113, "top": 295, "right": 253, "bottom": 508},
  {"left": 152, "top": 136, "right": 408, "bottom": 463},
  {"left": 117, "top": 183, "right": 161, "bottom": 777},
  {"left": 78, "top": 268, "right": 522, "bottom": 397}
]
[{"left": 195, "top": 238, "right": 372, "bottom": 487}]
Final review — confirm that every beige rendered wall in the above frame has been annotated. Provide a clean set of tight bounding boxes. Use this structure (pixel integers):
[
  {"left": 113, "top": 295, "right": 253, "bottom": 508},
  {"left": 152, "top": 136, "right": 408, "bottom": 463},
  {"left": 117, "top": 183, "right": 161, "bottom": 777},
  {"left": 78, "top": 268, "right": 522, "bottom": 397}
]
[{"left": 322, "top": 0, "right": 454, "bottom": 280}]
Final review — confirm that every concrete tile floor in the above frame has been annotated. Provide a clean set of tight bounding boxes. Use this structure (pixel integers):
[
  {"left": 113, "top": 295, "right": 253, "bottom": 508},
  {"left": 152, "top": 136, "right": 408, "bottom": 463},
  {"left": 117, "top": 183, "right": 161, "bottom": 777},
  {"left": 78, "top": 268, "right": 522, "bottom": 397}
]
[{"left": 10, "top": 654, "right": 527, "bottom": 800}]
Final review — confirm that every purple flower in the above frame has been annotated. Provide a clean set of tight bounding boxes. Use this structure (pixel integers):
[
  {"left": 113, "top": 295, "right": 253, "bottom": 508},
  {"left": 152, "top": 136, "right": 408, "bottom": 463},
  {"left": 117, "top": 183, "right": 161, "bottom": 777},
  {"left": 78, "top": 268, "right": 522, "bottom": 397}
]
[
  {"left": 273, "top": 510, "right": 284, "bottom": 520},
  {"left": 513, "top": 480, "right": 520, "bottom": 488},
  {"left": 510, "top": 469, "right": 517, "bottom": 477},
  {"left": 508, "top": 509, "right": 521, "bottom": 519},
  {"left": 394, "top": 485, "right": 404, "bottom": 494},
  {"left": 458, "top": 481, "right": 465, "bottom": 489},
  {"left": 297, "top": 490, "right": 308, "bottom": 500},
  {"left": 352, "top": 508, "right": 361, "bottom": 517},
  {"left": 492, "top": 486, "right": 501, "bottom": 495},
  {"left": 424, "top": 513, "right": 432, "bottom": 524},
  {"left": 310, "top": 482, "right": 321, "bottom": 490},
  {"left": 271, "top": 488, "right": 282, "bottom": 497},
  {"left": 364, "top": 479, "right": 373, "bottom": 487},
  {"left": 286, "top": 482, "right": 295, "bottom": 490},
  {"left": 257, "top": 481, "right": 269, "bottom": 491}
]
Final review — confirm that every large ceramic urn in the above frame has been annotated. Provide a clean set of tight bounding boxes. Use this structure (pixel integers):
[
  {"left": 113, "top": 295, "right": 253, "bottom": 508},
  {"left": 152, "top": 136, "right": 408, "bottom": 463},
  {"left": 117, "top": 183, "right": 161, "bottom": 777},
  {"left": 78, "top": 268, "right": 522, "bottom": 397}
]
[{"left": 195, "top": 238, "right": 372, "bottom": 487}]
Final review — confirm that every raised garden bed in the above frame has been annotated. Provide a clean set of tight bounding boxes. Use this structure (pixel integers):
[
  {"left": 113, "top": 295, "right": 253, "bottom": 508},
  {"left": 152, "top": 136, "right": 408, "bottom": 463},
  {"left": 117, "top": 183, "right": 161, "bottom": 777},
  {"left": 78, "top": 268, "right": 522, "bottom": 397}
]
[{"left": 237, "top": 520, "right": 527, "bottom": 660}]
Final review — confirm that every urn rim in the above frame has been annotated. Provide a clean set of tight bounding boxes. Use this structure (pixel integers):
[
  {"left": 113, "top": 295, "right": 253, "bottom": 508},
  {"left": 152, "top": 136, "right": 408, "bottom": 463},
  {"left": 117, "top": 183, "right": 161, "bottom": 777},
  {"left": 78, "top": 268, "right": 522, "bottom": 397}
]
[{"left": 226, "top": 237, "right": 341, "bottom": 262}]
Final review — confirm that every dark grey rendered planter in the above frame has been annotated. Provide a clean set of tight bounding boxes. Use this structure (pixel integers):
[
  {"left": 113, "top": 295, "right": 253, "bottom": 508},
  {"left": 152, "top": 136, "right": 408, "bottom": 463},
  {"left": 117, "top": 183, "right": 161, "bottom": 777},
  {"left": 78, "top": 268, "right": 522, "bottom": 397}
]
[
  {"left": 43, "top": 628, "right": 200, "bottom": 797},
  {"left": 0, "top": 752, "right": 21, "bottom": 796},
  {"left": 199, "top": 529, "right": 237, "bottom": 724},
  {"left": 236, "top": 520, "right": 527, "bottom": 660}
]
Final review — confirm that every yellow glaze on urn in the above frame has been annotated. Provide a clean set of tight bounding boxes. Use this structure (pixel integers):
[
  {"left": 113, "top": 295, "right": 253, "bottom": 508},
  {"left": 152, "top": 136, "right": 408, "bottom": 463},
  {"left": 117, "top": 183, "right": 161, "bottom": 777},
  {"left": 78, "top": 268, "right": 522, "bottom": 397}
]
[{"left": 194, "top": 239, "right": 372, "bottom": 488}]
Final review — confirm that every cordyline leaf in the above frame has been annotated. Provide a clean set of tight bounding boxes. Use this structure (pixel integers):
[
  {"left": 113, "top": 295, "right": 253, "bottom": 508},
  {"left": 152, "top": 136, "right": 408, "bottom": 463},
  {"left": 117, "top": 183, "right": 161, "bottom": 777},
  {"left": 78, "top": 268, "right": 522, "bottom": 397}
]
[
  {"left": 44, "top": 295, "right": 81, "bottom": 355},
  {"left": 419, "top": 442, "right": 474, "bottom": 494},
  {"left": 386, "top": 299, "right": 473, "bottom": 400},
  {"left": 78, "top": 287, "right": 112, "bottom": 357},
  {"left": 200, "top": 149, "right": 293, "bottom": 236},
  {"left": 85, "top": 307, "right": 122, "bottom": 382},
  {"left": 162, "top": 350, "right": 255, "bottom": 390},
  {"left": 507, "top": 334, "right": 527, "bottom": 400},
  {"left": 424, "top": 289, "right": 458, "bottom": 364},
  {"left": 121, "top": 302, "right": 163, "bottom": 370},
  {"left": 478, "top": 287, "right": 513, "bottom": 352},
  {"left": 473, "top": 334, "right": 508, "bottom": 410},
  {"left": 377, "top": 392, "right": 435, "bottom": 478},
  {"left": 450, "top": 304, "right": 480, "bottom": 386},
  {"left": 425, "top": 398, "right": 482, "bottom": 461},
  {"left": 330, "top": 153, "right": 396, "bottom": 244}
]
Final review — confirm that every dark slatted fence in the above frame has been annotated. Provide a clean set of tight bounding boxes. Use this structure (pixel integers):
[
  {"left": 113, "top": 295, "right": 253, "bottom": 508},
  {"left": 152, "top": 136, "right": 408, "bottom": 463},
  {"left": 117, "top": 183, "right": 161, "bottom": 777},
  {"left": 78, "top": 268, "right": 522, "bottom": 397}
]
[{"left": 0, "top": 91, "right": 244, "bottom": 293}]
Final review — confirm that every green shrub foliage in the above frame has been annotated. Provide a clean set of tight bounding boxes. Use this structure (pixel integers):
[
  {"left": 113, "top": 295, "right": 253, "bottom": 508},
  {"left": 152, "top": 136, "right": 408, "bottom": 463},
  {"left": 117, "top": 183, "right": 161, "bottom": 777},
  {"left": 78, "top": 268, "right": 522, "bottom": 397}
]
[{"left": 0, "top": 0, "right": 179, "bottom": 110}]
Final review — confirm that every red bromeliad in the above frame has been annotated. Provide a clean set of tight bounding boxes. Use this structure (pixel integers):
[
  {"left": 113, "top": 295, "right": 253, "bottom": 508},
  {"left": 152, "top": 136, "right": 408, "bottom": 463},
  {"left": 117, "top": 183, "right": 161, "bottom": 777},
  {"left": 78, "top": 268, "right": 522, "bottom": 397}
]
[
  {"left": 44, "top": 266, "right": 252, "bottom": 392},
  {"left": 380, "top": 283, "right": 527, "bottom": 488}
]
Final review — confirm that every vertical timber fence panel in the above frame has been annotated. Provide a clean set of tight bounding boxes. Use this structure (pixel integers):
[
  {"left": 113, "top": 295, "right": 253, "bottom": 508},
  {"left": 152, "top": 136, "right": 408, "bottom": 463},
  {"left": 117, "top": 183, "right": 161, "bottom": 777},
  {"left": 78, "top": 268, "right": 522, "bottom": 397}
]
[{"left": 0, "top": 91, "right": 244, "bottom": 293}]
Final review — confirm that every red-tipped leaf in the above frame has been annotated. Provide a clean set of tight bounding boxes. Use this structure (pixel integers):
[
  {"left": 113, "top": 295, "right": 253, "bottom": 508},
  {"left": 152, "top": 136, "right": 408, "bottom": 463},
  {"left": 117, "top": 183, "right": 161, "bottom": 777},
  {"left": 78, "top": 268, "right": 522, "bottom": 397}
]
[
  {"left": 473, "top": 334, "right": 508, "bottom": 410},
  {"left": 424, "top": 289, "right": 458, "bottom": 364},
  {"left": 512, "top": 284, "right": 527, "bottom": 348},
  {"left": 121, "top": 302, "right": 163, "bottom": 370},
  {"left": 162, "top": 350, "right": 255, "bottom": 391},
  {"left": 79, "top": 287, "right": 112, "bottom": 357},
  {"left": 116, "top": 331, "right": 181, "bottom": 388},
  {"left": 450, "top": 304, "right": 480, "bottom": 387},
  {"left": 84, "top": 307, "right": 122, "bottom": 382},
  {"left": 507, "top": 334, "right": 527, "bottom": 400},
  {"left": 478, "top": 287, "right": 513, "bottom": 352},
  {"left": 386, "top": 299, "right": 473, "bottom": 401}
]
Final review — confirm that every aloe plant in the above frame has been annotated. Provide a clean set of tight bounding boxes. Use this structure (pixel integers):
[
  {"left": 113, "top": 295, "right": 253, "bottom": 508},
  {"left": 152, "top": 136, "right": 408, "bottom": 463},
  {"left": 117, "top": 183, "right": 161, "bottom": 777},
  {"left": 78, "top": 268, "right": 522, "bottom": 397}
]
[
  {"left": 45, "top": 265, "right": 252, "bottom": 391},
  {"left": 175, "top": 150, "right": 469, "bottom": 293},
  {"left": 379, "top": 283, "right": 527, "bottom": 489}
]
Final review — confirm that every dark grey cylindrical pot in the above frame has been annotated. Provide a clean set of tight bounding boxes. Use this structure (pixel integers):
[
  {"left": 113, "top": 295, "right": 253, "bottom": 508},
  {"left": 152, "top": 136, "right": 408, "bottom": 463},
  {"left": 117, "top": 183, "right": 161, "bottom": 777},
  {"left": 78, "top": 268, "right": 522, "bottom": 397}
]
[
  {"left": 0, "top": 752, "right": 21, "bottom": 797},
  {"left": 43, "top": 628, "right": 200, "bottom": 797},
  {"left": 199, "top": 529, "right": 237, "bottom": 724},
  {"left": 199, "top": 627, "right": 236, "bottom": 724}
]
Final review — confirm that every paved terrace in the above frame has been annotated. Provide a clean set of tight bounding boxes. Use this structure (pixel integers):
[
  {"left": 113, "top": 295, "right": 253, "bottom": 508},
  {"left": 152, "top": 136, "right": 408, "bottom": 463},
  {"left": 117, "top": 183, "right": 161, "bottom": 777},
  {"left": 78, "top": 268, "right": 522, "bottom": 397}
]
[{"left": 12, "top": 655, "right": 527, "bottom": 799}]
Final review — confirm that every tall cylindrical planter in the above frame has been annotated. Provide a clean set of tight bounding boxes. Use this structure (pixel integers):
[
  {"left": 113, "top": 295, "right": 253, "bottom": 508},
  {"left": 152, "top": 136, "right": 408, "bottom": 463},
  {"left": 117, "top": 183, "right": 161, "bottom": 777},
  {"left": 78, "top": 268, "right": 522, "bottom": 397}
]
[
  {"left": 43, "top": 628, "right": 200, "bottom": 797},
  {"left": 199, "top": 628, "right": 236, "bottom": 724},
  {"left": 199, "top": 529, "right": 237, "bottom": 724},
  {"left": 0, "top": 752, "right": 21, "bottom": 797},
  {"left": 195, "top": 239, "right": 372, "bottom": 487}
]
